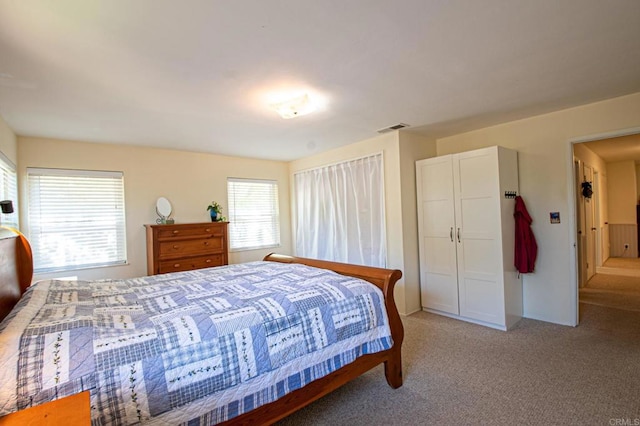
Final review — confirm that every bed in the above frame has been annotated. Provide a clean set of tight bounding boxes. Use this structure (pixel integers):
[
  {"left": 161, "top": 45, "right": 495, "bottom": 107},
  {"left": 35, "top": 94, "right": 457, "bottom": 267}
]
[{"left": 0, "top": 227, "right": 404, "bottom": 424}]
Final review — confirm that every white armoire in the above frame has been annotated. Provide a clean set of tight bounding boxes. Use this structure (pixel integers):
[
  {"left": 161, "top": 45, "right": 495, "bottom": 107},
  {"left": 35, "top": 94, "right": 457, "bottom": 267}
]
[{"left": 416, "top": 146, "right": 522, "bottom": 330}]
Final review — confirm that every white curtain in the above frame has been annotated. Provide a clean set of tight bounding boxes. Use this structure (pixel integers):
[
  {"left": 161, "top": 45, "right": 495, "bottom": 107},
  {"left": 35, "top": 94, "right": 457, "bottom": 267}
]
[{"left": 294, "top": 153, "right": 386, "bottom": 267}]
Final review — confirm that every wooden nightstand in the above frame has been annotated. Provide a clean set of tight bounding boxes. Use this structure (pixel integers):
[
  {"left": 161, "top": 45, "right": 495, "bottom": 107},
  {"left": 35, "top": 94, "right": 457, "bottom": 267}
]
[{"left": 0, "top": 391, "right": 90, "bottom": 425}]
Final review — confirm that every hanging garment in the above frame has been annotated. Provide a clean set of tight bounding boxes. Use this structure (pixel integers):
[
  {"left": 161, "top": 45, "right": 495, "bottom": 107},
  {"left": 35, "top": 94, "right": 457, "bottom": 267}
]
[{"left": 514, "top": 195, "right": 537, "bottom": 273}]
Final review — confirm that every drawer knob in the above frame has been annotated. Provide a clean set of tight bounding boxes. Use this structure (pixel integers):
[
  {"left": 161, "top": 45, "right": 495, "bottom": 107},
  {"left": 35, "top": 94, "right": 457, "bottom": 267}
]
[
  {"left": 205, "top": 228, "right": 211, "bottom": 232},
  {"left": 206, "top": 259, "right": 212, "bottom": 263},
  {"left": 204, "top": 241, "right": 209, "bottom": 246},
  {"left": 172, "top": 230, "right": 179, "bottom": 234},
  {"left": 174, "top": 263, "right": 180, "bottom": 268},
  {"left": 173, "top": 245, "right": 179, "bottom": 249}
]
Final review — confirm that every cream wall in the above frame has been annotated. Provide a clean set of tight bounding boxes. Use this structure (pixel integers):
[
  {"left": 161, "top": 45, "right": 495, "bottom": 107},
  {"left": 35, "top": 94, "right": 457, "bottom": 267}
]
[
  {"left": 573, "top": 144, "right": 607, "bottom": 184},
  {"left": 9, "top": 91, "right": 640, "bottom": 326},
  {"left": 0, "top": 115, "right": 17, "bottom": 164},
  {"left": 289, "top": 132, "right": 433, "bottom": 315},
  {"left": 607, "top": 161, "right": 637, "bottom": 224},
  {"left": 573, "top": 144, "right": 608, "bottom": 226},
  {"left": 436, "top": 92, "right": 640, "bottom": 326},
  {"left": 18, "top": 137, "right": 292, "bottom": 281},
  {"left": 398, "top": 132, "right": 437, "bottom": 313}
]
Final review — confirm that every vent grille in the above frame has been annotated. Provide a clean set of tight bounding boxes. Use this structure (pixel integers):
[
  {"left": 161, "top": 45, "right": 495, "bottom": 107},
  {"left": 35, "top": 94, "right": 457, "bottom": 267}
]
[{"left": 377, "top": 123, "right": 410, "bottom": 133}]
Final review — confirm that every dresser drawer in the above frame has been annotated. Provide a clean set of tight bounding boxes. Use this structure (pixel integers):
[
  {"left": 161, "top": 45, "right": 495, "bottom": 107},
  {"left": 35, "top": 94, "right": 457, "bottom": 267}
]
[
  {"left": 159, "top": 254, "right": 224, "bottom": 273},
  {"left": 146, "top": 222, "right": 228, "bottom": 275},
  {"left": 158, "top": 236, "right": 224, "bottom": 258},
  {"left": 156, "top": 225, "right": 222, "bottom": 239}
]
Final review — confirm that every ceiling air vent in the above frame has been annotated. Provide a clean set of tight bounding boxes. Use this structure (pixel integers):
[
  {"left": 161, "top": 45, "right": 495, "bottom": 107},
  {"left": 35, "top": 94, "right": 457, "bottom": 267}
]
[{"left": 377, "top": 123, "right": 410, "bottom": 133}]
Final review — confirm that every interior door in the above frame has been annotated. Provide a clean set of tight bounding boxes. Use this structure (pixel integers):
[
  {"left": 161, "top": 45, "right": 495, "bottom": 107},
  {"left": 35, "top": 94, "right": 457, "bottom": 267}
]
[
  {"left": 601, "top": 173, "right": 610, "bottom": 261},
  {"left": 453, "top": 149, "right": 503, "bottom": 324},
  {"left": 416, "top": 156, "right": 459, "bottom": 315},
  {"left": 584, "top": 164, "right": 596, "bottom": 281},
  {"left": 575, "top": 159, "right": 587, "bottom": 288}
]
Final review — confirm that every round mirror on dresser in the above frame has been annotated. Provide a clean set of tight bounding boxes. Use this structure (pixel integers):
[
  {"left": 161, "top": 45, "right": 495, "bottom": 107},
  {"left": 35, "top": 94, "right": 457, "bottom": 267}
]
[{"left": 155, "top": 197, "right": 174, "bottom": 224}]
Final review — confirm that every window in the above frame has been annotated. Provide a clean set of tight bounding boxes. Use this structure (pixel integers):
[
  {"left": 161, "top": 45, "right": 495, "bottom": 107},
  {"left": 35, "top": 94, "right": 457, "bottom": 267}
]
[
  {"left": 227, "top": 178, "right": 280, "bottom": 251},
  {"left": 0, "top": 151, "right": 18, "bottom": 229},
  {"left": 27, "top": 168, "right": 127, "bottom": 272}
]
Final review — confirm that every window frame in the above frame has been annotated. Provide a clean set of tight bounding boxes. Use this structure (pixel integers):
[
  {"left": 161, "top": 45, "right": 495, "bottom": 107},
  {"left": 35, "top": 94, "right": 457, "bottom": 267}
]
[
  {"left": 0, "top": 150, "right": 19, "bottom": 229},
  {"left": 26, "top": 167, "right": 127, "bottom": 273},
  {"left": 227, "top": 177, "right": 280, "bottom": 252}
]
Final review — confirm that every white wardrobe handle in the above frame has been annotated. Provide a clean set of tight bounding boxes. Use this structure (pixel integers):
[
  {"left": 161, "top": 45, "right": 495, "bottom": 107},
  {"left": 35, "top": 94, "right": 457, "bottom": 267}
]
[
  {"left": 457, "top": 228, "right": 461, "bottom": 243},
  {"left": 450, "top": 227, "right": 454, "bottom": 242}
]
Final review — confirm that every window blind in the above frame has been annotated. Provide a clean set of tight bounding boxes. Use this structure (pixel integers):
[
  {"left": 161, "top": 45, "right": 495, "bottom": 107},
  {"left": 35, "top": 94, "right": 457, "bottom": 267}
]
[
  {"left": 227, "top": 178, "right": 280, "bottom": 251},
  {"left": 27, "top": 168, "right": 127, "bottom": 272},
  {"left": 0, "top": 152, "right": 18, "bottom": 229}
]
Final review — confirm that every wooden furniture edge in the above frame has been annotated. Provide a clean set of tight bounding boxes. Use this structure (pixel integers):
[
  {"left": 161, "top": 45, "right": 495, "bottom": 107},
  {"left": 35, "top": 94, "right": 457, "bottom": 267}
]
[
  {"left": 0, "top": 391, "right": 90, "bottom": 425},
  {"left": 217, "top": 253, "right": 404, "bottom": 425},
  {"left": 0, "top": 226, "right": 33, "bottom": 322}
]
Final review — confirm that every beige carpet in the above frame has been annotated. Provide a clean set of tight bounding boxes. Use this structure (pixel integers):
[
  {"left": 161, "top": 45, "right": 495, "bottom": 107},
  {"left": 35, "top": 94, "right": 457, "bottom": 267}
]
[
  {"left": 599, "top": 257, "right": 640, "bottom": 277},
  {"left": 277, "top": 304, "right": 640, "bottom": 425},
  {"left": 603, "top": 257, "right": 640, "bottom": 269},
  {"left": 580, "top": 273, "right": 640, "bottom": 312}
]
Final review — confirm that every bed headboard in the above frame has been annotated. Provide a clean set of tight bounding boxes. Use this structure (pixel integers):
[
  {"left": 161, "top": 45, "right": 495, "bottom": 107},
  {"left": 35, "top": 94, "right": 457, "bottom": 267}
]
[{"left": 0, "top": 226, "right": 33, "bottom": 322}]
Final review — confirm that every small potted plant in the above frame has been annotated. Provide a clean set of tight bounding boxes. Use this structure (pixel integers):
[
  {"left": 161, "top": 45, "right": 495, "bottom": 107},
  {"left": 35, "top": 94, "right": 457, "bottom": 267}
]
[{"left": 207, "top": 201, "right": 222, "bottom": 222}]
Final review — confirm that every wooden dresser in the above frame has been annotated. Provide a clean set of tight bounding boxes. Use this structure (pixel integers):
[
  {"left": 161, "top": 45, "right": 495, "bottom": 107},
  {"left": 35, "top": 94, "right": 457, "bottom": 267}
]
[{"left": 145, "top": 222, "right": 229, "bottom": 275}]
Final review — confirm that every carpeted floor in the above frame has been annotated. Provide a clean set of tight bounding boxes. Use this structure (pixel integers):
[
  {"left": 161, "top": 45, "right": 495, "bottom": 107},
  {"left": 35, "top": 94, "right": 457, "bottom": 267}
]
[
  {"left": 580, "top": 273, "right": 640, "bottom": 312},
  {"left": 277, "top": 303, "right": 640, "bottom": 425},
  {"left": 599, "top": 257, "right": 640, "bottom": 277},
  {"left": 603, "top": 257, "right": 640, "bottom": 270}
]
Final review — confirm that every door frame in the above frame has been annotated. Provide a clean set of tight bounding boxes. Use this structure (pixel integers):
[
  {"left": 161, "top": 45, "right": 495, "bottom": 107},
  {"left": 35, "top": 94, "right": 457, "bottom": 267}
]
[
  {"left": 567, "top": 126, "right": 640, "bottom": 325},
  {"left": 574, "top": 158, "right": 586, "bottom": 288}
]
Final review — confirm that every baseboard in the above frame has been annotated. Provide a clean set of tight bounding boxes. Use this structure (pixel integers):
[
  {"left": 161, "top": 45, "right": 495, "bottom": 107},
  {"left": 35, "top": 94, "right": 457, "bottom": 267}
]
[{"left": 421, "top": 308, "right": 508, "bottom": 331}]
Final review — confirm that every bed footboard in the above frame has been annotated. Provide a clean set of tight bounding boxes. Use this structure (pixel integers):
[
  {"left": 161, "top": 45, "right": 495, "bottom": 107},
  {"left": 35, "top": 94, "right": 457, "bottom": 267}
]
[{"left": 256, "top": 253, "right": 405, "bottom": 420}]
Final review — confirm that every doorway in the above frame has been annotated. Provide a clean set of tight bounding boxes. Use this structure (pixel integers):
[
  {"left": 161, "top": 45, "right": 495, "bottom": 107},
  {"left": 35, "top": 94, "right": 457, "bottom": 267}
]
[{"left": 572, "top": 132, "right": 640, "bottom": 316}]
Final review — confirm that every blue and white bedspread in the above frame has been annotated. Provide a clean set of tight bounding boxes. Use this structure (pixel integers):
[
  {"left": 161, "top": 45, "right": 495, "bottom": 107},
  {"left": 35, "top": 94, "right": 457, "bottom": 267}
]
[{"left": 0, "top": 261, "right": 392, "bottom": 425}]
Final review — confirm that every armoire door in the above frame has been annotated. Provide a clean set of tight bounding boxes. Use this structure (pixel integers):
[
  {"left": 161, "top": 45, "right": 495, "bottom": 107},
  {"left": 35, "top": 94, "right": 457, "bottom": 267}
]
[
  {"left": 416, "top": 155, "right": 459, "bottom": 315},
  {"left": 453, "top": 149, "right": 503, "bottom": 324}
]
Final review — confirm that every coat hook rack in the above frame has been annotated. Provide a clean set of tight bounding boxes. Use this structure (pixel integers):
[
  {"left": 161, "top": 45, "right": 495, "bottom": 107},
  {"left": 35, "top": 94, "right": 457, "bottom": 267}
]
[{"left": 504, "top": 191, "right": 518, "bottom": 199}]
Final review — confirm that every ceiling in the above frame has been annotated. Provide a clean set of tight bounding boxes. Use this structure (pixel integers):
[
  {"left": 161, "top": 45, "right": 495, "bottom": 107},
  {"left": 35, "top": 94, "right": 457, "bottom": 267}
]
[
  {"left": 581, "top": 133, "right": 640, "bottom": 163},
  {"left": 1, "top": 1, "right": 639, "bottom": 161}
]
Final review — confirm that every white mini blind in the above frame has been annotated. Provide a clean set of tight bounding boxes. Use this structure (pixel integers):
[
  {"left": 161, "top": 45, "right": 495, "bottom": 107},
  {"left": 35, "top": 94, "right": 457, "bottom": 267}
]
[
  {"left": 27, "top": 168, "right": 127, "bottom": 272},
  {"left": 0, "top": 152, "right": 18, "bottom": 229},
  {"left": 227, "top": 178, "right": 280, "bottom": 251}
]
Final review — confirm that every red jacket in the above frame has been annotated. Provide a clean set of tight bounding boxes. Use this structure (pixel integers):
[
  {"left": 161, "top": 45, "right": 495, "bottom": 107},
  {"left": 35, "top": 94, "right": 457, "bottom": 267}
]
[{"left": 514, "top": 196, "right": 537, "bottom": 273}]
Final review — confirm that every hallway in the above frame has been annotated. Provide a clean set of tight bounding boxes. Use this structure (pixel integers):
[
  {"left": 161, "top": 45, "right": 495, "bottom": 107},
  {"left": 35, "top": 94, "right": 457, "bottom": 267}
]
[{"left": 580, "top": 257, "right": 640, "bottom": 312}]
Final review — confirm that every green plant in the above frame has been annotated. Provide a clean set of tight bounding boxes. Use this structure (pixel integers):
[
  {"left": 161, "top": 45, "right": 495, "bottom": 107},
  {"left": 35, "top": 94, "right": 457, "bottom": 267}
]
[{"left": 207, "top": 201, "right": 222, "bottom": 213}]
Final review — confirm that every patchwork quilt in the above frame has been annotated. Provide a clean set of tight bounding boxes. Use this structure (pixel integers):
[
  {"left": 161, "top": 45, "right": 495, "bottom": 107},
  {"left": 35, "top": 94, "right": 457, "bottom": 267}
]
[{"left": 0, "top": 261, "right": 393, "bottom": 425}]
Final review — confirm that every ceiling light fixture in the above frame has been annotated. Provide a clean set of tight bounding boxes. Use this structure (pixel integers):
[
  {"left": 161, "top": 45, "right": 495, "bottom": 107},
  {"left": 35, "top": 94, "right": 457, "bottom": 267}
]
[{"left": 270, "top": 93, "right": 316, "bottom": 119}]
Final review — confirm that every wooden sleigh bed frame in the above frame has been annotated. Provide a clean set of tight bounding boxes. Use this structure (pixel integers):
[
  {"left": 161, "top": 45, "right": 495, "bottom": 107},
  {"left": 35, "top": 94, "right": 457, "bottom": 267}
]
[{"left": 0, "top": 227, "right": 404, "bottom": 425}]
